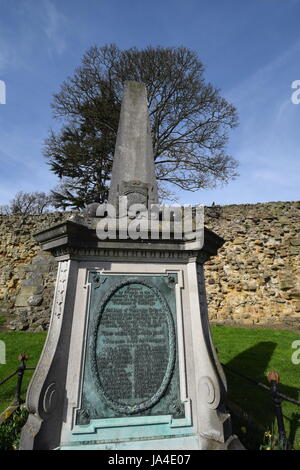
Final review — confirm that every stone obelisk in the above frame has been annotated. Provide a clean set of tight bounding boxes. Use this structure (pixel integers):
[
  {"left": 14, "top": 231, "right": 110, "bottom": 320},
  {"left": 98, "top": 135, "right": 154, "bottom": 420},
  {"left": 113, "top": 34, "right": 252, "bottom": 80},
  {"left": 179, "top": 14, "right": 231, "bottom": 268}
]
[
  {"left": 20, "top": 81, "right": 242, "bottom": 450},
  {"left": 108, "top": 81, "right": 158, "bottom": 209}
]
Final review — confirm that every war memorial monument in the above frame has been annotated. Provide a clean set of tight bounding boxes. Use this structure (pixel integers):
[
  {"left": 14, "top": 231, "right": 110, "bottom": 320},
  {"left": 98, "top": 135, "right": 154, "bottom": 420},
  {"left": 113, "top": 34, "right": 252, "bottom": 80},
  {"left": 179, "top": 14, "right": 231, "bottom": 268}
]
[{"left": 20, "top": 81, "right": 241, "bottom": 450}]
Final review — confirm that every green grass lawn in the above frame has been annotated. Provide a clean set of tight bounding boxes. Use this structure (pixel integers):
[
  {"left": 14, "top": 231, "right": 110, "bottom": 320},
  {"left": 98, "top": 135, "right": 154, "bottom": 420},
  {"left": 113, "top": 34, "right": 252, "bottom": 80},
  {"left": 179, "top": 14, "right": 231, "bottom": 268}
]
[
  {"left": 211, "top": 325, "right": 300, "bottom": 450},
  {"left": 0, "top": 326, "right": 299, "bottom": 449},
  {"left": 0, "top": 332, "right": 46, "bottom": 412}
]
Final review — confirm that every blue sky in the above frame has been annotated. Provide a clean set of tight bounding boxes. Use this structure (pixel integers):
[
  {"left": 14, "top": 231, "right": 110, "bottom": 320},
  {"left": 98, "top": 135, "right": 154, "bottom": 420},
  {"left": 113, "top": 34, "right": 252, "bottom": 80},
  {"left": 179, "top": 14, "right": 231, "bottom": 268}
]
[{"left": 0, "top": 0, "right": 299, "bottom": 206}]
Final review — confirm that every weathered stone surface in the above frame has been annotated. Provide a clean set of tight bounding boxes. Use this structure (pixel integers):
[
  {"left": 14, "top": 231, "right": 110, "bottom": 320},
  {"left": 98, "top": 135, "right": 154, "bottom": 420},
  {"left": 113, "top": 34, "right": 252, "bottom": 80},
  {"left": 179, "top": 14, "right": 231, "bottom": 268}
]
[
  {"left": 204, "top": 201, "right": 300, "bottom": 328},
  {"left": 15, "top": 286, "right": 40, "bottom": 307},
  {"left": 279, "top": 280, "right": 295, "bottom": 290},
  {"left": 294, "top": 302, "right": 300, "bottom": 312},
  {"left": 21, "top": 273, "right": 44, "bottom": 286},
  {"left": 0, "top": 212, "right": 69, "bottom": 330},
  {"left": 1, "top": 201, "right": 300, "bottom": 331},
  {"left": 108, "top": 81, "right": 158, "bottom": 210},
  {"left": 27, "top": 295, "right": 43, "bottom": 306}
]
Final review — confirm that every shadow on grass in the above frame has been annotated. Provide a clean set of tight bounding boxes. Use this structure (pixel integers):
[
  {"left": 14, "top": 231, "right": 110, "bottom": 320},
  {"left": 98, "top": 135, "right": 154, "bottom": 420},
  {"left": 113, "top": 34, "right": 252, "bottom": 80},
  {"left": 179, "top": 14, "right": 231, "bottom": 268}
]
[{"left": 224, "top": 341, "right": 300, "bottom": 449}]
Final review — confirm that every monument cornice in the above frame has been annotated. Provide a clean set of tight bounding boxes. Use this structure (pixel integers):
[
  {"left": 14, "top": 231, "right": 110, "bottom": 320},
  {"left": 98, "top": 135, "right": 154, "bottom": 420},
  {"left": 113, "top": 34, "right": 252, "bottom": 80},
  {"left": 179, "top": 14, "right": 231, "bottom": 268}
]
[{"left": 34, "top": 218, "right": 224, "bottom": 262}]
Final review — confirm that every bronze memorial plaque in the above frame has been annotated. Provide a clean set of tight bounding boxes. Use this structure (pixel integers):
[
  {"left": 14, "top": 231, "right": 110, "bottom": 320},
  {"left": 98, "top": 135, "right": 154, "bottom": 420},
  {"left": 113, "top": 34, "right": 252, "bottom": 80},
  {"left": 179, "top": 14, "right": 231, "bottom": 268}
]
[{"left": 76, "top": 274, "right": 183, "bottom": 424}]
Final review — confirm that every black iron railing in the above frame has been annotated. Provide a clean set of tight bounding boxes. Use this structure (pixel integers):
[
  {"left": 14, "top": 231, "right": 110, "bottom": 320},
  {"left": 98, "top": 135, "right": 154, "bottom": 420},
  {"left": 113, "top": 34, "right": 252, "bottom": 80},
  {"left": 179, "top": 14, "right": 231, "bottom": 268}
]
[
  {"left": 0, "top": 354, "right": 35, "bottom": 407},
  {"left": 1, "top": 354, "right": 299, "bottom": 449},
  {"left": 221, "top": 362, "right": 300, "bottom": 450}
]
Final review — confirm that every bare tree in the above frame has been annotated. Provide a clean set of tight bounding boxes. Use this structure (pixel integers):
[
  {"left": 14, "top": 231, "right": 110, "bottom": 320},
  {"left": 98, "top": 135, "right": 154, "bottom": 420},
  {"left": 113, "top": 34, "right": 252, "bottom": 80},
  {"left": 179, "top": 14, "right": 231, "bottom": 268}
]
[
  {"left": 45, "top": 44, "right": 239, "bottom": 209},
  {"left": 1, "top": 191, "right": 54, "bottom": 215},
  {"left": 0, "top": 205, "right": 10, "bottom": 215}
]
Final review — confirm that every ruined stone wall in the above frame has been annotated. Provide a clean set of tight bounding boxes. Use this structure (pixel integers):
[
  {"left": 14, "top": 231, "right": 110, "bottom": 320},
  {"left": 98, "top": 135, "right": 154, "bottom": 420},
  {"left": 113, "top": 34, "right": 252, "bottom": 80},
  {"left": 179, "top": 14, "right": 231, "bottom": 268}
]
[
  {"left": 0, "top": 213, "right": 70, "bottom": 331},
  {"left": 205, "top": 201, "right": 300, "bottom": 329},
  {"left": 0, "top": 201, "right": 299, "bottom": 331}
]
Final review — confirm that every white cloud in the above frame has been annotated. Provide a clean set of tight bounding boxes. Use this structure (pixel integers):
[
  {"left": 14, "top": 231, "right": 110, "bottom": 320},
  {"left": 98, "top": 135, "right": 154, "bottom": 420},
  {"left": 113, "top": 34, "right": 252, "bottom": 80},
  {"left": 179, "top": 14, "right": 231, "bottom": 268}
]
[
  {"left": 41, "top": 0, "right": 68, "bottom": 56},
  {"left": 0, "top": 45, "right": 9, "bottom": 71},
  {"left": 0, "top": 1, "right": 68, "bottom": 76},
  {"left": 226, "top": 38, "right": 300, "bottom": 110},
  {"left": 252, "top": 167, "right": 298, "bottom": 186},
  {"left": 11, "top": 0, "right": 69, "bottom": 59},
  {"left": 218, "top": 38, "right": 300, "bottom": 204},
  {"left": 0, "top": 29, "right": 23, "bottom": 73}
]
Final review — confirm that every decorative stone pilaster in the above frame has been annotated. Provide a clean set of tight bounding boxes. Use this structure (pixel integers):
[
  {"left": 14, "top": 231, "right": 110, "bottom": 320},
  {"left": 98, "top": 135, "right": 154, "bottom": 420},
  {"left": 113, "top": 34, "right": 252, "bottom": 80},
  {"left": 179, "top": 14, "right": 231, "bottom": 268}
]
[{"left": 19, "top": 260, "right": 78, "bottom": 450}]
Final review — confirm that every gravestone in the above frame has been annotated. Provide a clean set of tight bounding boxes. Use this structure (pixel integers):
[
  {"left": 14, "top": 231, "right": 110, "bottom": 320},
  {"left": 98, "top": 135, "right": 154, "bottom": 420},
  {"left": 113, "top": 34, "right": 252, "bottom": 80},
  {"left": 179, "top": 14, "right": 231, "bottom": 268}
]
[{"left": 20, "top": 81, "right": 242, "bottom": 450}]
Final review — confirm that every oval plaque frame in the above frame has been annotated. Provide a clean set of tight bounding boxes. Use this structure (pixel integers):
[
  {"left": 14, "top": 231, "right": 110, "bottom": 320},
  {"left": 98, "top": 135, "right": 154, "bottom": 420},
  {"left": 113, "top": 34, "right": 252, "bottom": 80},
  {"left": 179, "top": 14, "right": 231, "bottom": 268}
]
[{"left": 90, "top": 278, "right": 176, "bottom": 415}]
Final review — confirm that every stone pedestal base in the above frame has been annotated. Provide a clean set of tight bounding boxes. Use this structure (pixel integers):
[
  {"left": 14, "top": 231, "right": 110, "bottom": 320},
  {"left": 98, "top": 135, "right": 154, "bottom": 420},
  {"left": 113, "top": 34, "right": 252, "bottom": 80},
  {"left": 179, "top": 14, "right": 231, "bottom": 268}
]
[{"left": 19, "top": 220, "right": 242, "bottom": 450}]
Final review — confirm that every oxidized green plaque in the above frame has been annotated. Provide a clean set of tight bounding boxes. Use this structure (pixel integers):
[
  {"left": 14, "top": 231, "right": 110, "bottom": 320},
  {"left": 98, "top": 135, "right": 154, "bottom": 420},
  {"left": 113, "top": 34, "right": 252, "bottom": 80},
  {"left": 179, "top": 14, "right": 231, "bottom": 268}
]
[{"left": 76, "top": 273, "right": 183, "bottom": 424}]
